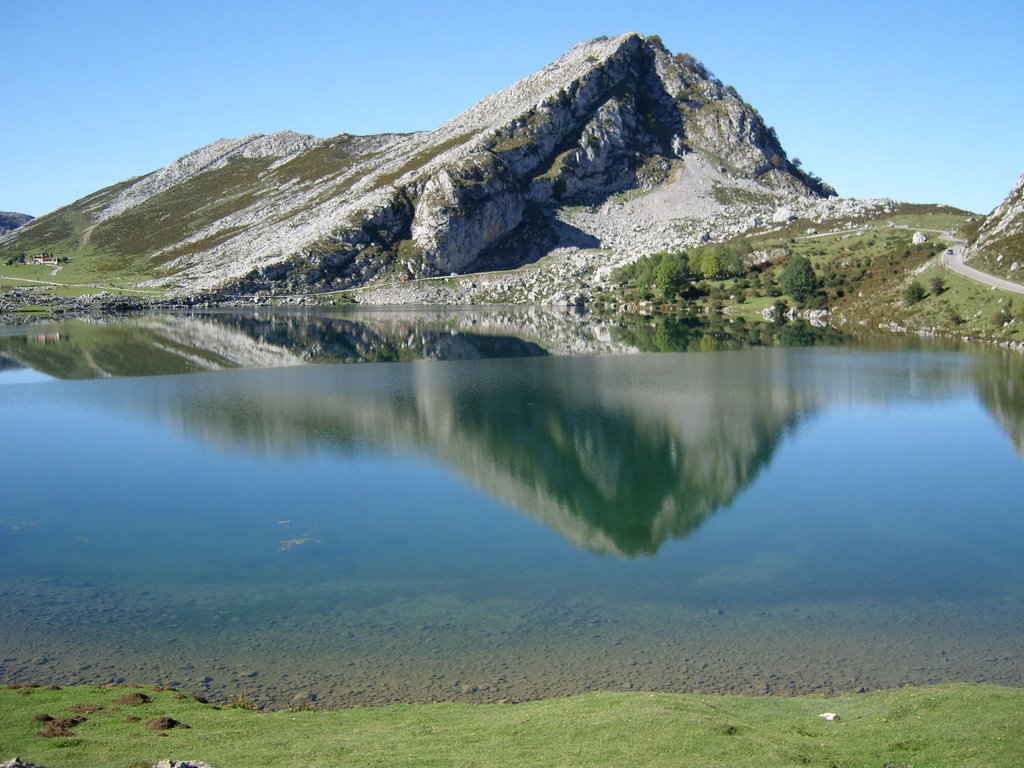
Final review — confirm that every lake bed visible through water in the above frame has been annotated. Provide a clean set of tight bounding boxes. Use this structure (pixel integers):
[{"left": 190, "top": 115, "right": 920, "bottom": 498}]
[{"left": 1, "top": 310, "right": 1022, "bottom": 708}]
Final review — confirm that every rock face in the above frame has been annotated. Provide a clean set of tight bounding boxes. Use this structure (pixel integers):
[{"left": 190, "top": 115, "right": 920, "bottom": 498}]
[
  {"left": 966, "top": 171, "right": 1024, "bottom": 280},
  {"left": 411, "top": 153, "right": 525, "bottom": 274},
  {"left": 0, "top": 211, "right": 33, "bottom": 237},
  {"left": 1, "top": 33, "right": 834, "bottom": 296}
]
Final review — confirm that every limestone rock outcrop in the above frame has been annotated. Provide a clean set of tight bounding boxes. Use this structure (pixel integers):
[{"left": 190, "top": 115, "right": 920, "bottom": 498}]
[
  {"left": 0, "top": 211, "right": 33, "bottom": 237},
  {"left": 965, "top": 171, "right": 1024, "bottom": 281},
  {"left": 3, "top": 33, "right": 834, "bottom": 296}
]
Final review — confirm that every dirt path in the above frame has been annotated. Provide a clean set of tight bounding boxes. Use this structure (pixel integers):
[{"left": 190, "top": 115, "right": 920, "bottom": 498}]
[{"left": 0, "top": 273, "right": 162, "bottom": 295}]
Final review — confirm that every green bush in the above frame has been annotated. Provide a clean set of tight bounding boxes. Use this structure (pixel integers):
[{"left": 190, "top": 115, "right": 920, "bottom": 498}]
[
  {"left": 780, "top": 255, "right": 820, "bottom": 304},
  {"left": 903, "top": 280, "right": 927, "bottom": 304}
]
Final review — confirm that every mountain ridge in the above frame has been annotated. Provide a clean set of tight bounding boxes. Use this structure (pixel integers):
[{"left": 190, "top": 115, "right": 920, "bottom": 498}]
[
  {"left": 965, "top": 171, "right": 1024, "bottom": 280},
  {"left": 0, "top": 211, "right": 33, "bottom": 237},
  {"left": 1, "top": 33, "right": 834, "bottom": 296}
]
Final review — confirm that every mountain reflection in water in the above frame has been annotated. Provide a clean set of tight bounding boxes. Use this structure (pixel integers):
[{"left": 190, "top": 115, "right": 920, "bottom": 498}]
[
  {"left": 4, "top": 309, "right": 1018, "bottom": 557},
  {"left": 0, "top": 308, "right": 857, "bottom": 380},
  {"left": 2, "top": 311, "right": 1024, "bottom": 708}
]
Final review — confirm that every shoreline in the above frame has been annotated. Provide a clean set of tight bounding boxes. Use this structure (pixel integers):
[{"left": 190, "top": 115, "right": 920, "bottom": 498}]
[
  {"left": 4, "top": 676, "right": 1024, "bottom": 712},
  {"left": 2, "top": 290, "right": 1021, "bottom": 356}
]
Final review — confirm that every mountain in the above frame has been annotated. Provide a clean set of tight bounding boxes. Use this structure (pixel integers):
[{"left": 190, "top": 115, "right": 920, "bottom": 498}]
[
  {"left": 0, "top": 211, "right": 33, "bottom": 237},
  {"left": 964, "top": 171, "right": 1024, "bottom": 283},
  {"left": 1, "top": 33, "right": 837, "bottom": 297}
]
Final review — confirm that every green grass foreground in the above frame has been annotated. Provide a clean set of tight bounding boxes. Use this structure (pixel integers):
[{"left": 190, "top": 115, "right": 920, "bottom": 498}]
[{"left": 2, "top": 683, "right": 1022, "bottom": 767}]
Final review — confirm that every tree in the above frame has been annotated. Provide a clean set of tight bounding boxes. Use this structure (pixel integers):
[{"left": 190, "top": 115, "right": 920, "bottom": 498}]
[
  {"left": 716, "top": 245, "right": 744, "bottom": 278},
  {"left": 655, "top": 252, "right": 689, "bottom": 299},
  {"left": 699, "top": 250, "right": 721, "bottom": 280},
  {"left": 928, "top": 276, "right": 946, "bottom": 296},
  {"left": 779, "top": 255, "right": 819, "bottom": 304},
  {"left": 903, "top": 281, "right": 927, "bottom": 304}
]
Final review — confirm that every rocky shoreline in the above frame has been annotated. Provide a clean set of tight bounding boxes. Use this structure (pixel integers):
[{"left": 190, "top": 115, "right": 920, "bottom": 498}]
[{"left": 0, "top": 287, "right": 277, "bottom": 327}]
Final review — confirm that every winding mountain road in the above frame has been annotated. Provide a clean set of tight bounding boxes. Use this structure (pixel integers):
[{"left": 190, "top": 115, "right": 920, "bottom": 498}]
[
  {"left": 941, "top": 239, "right": 1024, "bottom": 296},
  {"left": 800, "top": 223, "right": 1024, "bottom": 296}
]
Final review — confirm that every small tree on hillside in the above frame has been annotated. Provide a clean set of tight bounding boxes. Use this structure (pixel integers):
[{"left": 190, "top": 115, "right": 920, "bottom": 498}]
[
  {"left": 903, "top": 280, "right": 927, "bottom": 305},
  {"left": 779, "top": 255, "right": 820, "bottom": 304},
  {"left": 699, "top": 250, "right": 721, "bottom": 280},
  {"left": 655, "top": 252, "right": 690, "bottom": 299}
]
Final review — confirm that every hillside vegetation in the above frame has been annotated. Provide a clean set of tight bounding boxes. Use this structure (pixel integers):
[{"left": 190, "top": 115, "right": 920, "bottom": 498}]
[{"left": 599, "top": 204, "right": 1024, "bottom": 348}]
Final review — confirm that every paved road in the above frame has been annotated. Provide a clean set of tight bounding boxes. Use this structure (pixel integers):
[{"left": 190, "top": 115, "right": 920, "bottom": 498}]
[
  {"left": 799, "top": 223, "right": 1024, "bottom": 296},
  {"left": 941, "top": 239, "right": 1024, "bottom": 296}
]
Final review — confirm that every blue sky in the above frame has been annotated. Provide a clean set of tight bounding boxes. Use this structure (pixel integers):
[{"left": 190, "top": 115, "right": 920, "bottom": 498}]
[{"left": 2, "top": 0, "right": 1022, "bottom": 217}]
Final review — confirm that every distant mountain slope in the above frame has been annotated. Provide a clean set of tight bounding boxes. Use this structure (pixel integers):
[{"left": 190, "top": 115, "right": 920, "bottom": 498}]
[
  {"left": 1, "top": 33, "right": 833, "bottom": 296},
  {"left": 0, "top": 211, "right": 33, "bottom": 237},
  {"left": 965, "top": 171, "right": 1024, "bottom": 283}
]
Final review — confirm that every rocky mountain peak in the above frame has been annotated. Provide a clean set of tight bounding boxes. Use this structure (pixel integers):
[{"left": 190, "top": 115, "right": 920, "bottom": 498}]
[
  {"left": 0, "top": 211, "right": 34, "bottom": 238},
  {"left": 964, "top": 171, "right": 1024, "bottom": 278},
  {"left": 973, "top": 172, "right": 1024, "bottom": 246},
  {"left": 2, "top": 33, "right": 835, "bottom": 296}
]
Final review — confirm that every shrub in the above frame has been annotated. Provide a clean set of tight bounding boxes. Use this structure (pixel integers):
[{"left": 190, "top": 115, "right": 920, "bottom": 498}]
[
  {"left": 903, "top": 281, "right": 927, "bottom": 304},
  {"left": 943, "top": 303, "right": 965, "bottom": 325},
  {"left": 780, "top": 255, "right": 820, "bottom": 304},
  {"left": 993, "top": 298, "right": 1015, "bottom": 326}
]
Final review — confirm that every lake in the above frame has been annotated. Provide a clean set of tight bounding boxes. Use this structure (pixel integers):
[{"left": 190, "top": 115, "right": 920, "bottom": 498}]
[{"left": 1, "top": 309, "right": 1022, "bottom": 709}]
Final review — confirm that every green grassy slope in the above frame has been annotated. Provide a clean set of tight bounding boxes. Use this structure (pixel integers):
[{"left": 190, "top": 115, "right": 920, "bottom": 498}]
[
  {"left": 2, "top": 683, "right": 1021, "bottom": 768},
  {"left": 0, "top": 135, "right": 390, "bottom": 291}
]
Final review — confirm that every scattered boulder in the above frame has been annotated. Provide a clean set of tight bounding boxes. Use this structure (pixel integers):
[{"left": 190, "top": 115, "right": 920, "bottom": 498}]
[
  {"left": 151, "top": 762, "right": 214, "bottom": 768},
  {"left": 2, "top": 759, "right": 46, "bottom": 768},
  {"left": 912, "top": 231, "right": 929, "bottom": 244},
  {"left": 806, "top": 309, "right": 830, "bottom": 327},
  {"left": 772, "top": 207, "right": 796, "bottom": 223}
]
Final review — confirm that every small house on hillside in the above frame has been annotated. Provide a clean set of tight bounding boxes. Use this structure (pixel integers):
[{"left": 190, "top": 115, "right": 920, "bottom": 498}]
[{"left": 30, "top": 254, "right": 59, "bottom": 265}]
